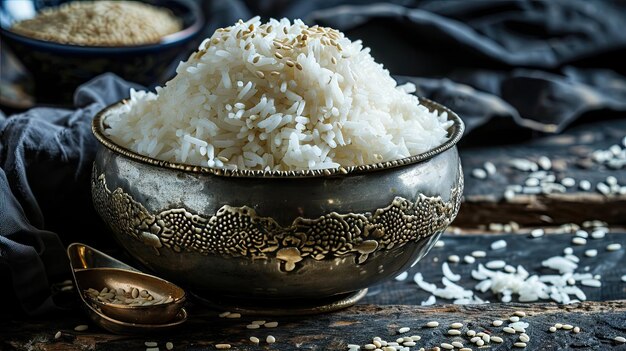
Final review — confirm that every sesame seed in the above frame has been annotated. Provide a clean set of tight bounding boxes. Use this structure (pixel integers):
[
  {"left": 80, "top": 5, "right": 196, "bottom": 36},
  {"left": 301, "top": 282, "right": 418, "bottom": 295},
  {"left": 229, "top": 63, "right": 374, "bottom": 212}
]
[
  {"left": 549, "top": 326, "right": 557, "bottom": 332},
  {"left": 255, "top": 71, "right": 265, "bottom": 79},
  {"left": 426, "top": 321, "right": 439, "bottom": 327},
  {"left": 562, "top": 324, "right": 574, "bottom": 330},
  {"left": 295, "top": 62, "right": 303, "bottom": 70},
  {"left": 246, "top": 324, "right": 260, "bottom": 329},
  {"left": 491, "top": 240, "right": 507, "bottom": 250},
  {"left": 450, "top": 322, "right": 463, "bottom": 329},
  {"left": 225, "top": 312, "right": 241, "bottom": 318},
  {"left": 475, "top": 339, "right": 484, "bottom": 346},
  {"left": 448, "top": 330, "right": 461, "bottom": 336},
  {"left": 503, "top": 327, "right": 516, "bottom": 334},
  {"left": 607, "top": 243, "right": 622, "bottom": 251},
  {"left": 530, "top": 228, "right": 544, "bottom": 238},
  {"left": 561, "top": 177, "right": 576, "bottom": 187},
  {"left": 266, "top": 335, "right": 276, "bottom": 344},
  {"left": 373, "top": 340, "right": 382, "bottom": 348},
  {"left": 591, "top": 230, "right": 606, "bottom": 239},
  {"left": 573, "top": 327, "right": 580, "bottom": 333},
  {"left": 585, "top": 249, "right": 597, "bottom": 257},
  {"left": 249, "top": 337, "right": 259, "bottom": 344},
  {"left": 403, "top": 341, "right": 416, "bottom": 347},
  {"left": 285, "top": 60, "right": 295, "bottom": 67},
  {"left": 510, "top": 316, "right": 520, "bottom": 322},
  {"left": 146, "top": 348, "right": 159, "bottom": 351},
  {"left": 398, "top": 327, "right": 410, "bottom": 334},
  {"left": 572, "top": 237, "right": 587, "bottom": 245},
  {"left": 472, "top": 168, "right": 487, "bottom": 179},
  {"left": 274, "top": 52, "right": 283, "bottom": 59},
  {"left": 410, "top": 335, "right": 421, "bottom": 341},
  {"left": 580, "top": 278, "right": 601, "bottom": 287},
  {"left": 466, "top": 330, "right": 476, "bottom": 337},
  {"left": 519, "top": 334, "right": 530, "bottom": 342},
  {"left": 514, "top": 342, "right": 527, "bottom": 348},
  {"left": 463, "top": 255, "right": 476, "bottom": 264},
  {"left": 441, "top": 343, "right": 454, "bottom": 350},
  {"left": 448, "top": 255, "right": 460, "bottom": 263},
  {"left": 215, "top": 344, "right": 231, "bottom": 349},
  {"left": 537, "top": 156, "right": 552, "bottom": 170},
  {"left": 491, "top": 336, "right": 503, "bottom": 343},
  {"left": 264, "top": 321, "right": 279, "bottom": 328},
  {"left": 145, "top": 342, "right": 158, "bottom": 347},
  {"left": 166, "top": 342, "right": 173, "bottom": 350},
  {"left": 525, "top": 177, "right": 540, "bottom": 187},
  {"left": 486, "top": 260, "right": 506, "bottom": 269},
  {"left": 597, "top": 182, "right": 611, "bottom": 195},
  {"left": 504, "top": 189, "right": 516, "bottom": 200},
  {"left": 54, "top": 331, "right": 62, "bottom": 339},
  {"left": 74, "top": 325, "right": 88, "bottom": 332},
  {"left": 363, "top": 345, "right": 376, "bottom": 350},
  {"left": 470, "top": 337, "right": 480, "bottom": 343},
  {"left": 451, "top": 341, "right": 464, "bottom": 348},
  {"left": 435, "top": 241, "right": 446, "bottom": 248},
  {"left": 482, "top": 334, "right": 490, "bottom": 343},
  {"left": 615, "top": 336, "right": 626, "bottom": 343},
  {"left": 555, "top": 323, "right": 563, "bottom": 329},
  {"left": 471, "top": 250, "right": 486, "bottom": 258},
  {"left": 579, "top": 180, "right": 591, "bottom": 191}
]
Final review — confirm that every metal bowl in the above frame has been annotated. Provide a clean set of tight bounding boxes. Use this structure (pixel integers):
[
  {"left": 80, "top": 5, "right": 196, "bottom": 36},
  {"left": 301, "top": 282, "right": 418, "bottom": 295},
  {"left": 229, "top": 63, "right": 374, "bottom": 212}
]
[{"left": 91, "top": 97, "right": 464, "bottom": 306}]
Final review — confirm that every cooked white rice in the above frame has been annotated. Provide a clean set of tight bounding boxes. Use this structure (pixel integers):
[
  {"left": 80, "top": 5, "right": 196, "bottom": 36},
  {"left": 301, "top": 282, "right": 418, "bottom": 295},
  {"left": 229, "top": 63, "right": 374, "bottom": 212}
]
[{"left": 105, "top": 17, "right": 453, "bottom": 171}]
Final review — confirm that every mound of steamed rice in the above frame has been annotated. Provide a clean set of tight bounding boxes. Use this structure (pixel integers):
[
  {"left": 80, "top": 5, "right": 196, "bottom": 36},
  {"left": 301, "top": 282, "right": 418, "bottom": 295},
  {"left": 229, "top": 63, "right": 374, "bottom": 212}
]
[{"left": 105, "top": 17, "right": 453, "bottom": 171}]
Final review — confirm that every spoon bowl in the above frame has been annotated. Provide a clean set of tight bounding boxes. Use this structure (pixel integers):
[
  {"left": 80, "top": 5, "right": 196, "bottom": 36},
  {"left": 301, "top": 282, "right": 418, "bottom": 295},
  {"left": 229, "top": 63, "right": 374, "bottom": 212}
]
[
  {"left": 68, "top": 243, "right": 188, "bottom": 332},
  {"left": 75, "top": 268, "right": 186, "bottom": 324}
]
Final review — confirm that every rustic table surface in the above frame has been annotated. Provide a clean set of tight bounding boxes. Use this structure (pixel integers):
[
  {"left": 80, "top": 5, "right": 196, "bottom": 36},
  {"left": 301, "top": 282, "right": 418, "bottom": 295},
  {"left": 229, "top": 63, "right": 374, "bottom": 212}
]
[{"left": 2, "top": 120, "right": 625, "bottom": 350}]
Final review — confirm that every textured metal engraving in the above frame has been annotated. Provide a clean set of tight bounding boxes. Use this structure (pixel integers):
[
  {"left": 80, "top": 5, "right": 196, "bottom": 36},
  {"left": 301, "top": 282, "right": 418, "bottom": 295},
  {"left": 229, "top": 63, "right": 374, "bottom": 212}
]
[{"left": 92, "top": 171, "right": 462, "bottom": 272}]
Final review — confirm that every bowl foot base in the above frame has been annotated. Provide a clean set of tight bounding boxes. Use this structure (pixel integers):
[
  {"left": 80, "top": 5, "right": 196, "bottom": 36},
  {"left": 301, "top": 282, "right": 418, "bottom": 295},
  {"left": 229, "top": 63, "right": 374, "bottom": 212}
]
[{"left": 190, "top": 288, "right": 368, "bottom": 316}]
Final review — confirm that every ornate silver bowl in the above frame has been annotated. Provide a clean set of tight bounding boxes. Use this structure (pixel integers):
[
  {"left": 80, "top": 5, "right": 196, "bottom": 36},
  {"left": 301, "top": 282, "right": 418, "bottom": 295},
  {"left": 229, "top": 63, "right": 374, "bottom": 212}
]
[{"left": 91, "top": 98, "right": 464, "bottom": 313}]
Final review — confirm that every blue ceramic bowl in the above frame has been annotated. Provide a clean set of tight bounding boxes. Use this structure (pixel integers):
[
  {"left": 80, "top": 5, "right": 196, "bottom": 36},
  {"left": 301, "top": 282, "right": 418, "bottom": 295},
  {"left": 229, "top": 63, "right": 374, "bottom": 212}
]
[{"left": 0, "top": 0, "right": 204, "bottom": 104}]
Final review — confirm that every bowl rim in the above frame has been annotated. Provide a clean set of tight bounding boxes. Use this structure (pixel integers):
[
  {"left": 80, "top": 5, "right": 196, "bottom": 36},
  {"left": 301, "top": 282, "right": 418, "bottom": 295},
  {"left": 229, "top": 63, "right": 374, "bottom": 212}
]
[
  {"left": 0, "top": 0, "right": 204, "bottom": 52},
  {"left": 92, "top": 97, "right": 465, "bottom": 178}
]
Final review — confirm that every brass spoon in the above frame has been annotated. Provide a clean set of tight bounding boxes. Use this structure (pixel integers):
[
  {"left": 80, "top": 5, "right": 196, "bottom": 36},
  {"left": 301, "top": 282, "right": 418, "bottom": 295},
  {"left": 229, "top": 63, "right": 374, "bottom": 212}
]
[{"left": 67, "top": 243, "right": 187, "bottom": 334}]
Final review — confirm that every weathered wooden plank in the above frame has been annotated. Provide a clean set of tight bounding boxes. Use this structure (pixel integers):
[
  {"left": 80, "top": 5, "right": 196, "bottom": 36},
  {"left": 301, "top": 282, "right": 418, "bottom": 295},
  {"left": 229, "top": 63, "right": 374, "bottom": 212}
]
[
  {"left": 1, "top": 301, "right": 625, "bottom": 350},
  {"left": 457, "top": 118, "right": 626, "bottom": 226}
]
